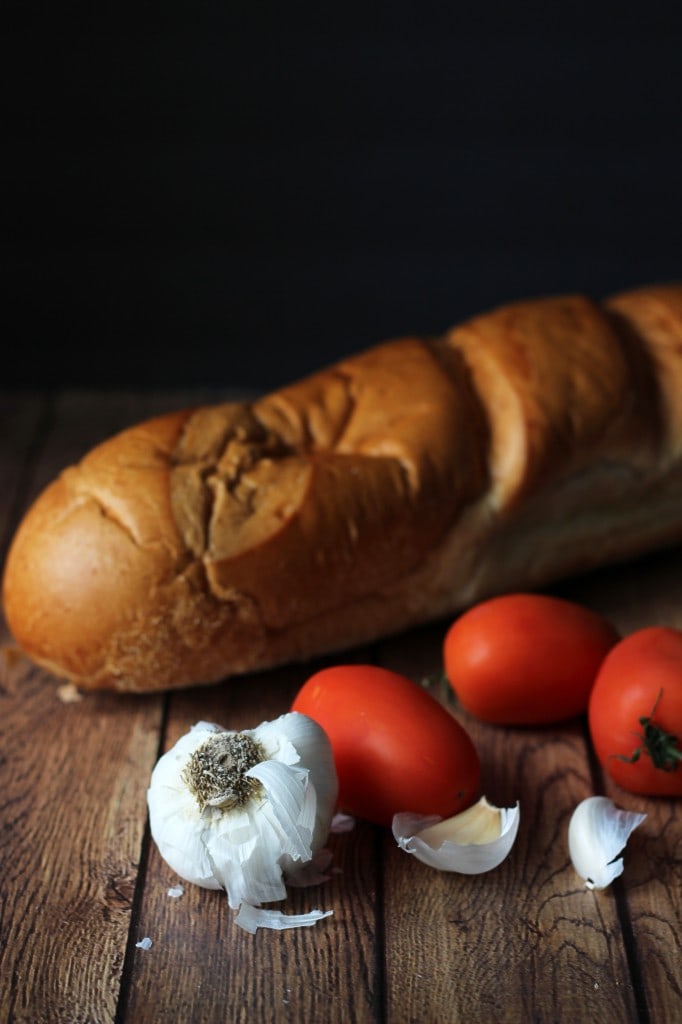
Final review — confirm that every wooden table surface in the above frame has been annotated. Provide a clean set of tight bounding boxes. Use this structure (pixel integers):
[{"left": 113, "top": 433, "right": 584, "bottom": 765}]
[{"left": 1, "top": 390, "right": 682, "bottom": 1024}]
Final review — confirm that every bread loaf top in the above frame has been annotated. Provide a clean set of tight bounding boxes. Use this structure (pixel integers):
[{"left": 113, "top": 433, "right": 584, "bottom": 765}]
[{"left": 4, "top": 283, "right": 682, "bottom": 692}]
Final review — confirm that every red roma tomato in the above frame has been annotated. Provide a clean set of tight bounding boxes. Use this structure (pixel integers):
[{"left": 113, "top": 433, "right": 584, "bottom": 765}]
[
  {"left": 589, "top": 626, "right": 682, "bottom": 796},
  {"left": 443, "top": 593, "right": 619, "bottom": 725},
  {"left": 291, "top": 664, "right": 480, "bottom": 827}
]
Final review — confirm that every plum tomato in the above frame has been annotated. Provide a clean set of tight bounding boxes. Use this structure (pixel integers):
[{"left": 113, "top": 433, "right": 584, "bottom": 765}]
[
  {"left": 588, "top": 626, "right": 682, "bottom": 796},
  {"left": 443, "top": 593, "right": 619, "bottom": 725},
  {"left": 291, "top": 664, "right": 480, "bottom": 827}
]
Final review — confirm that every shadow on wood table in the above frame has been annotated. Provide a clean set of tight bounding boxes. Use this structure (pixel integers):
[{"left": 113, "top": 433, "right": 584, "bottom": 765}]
[{"left": 1, "top": 391, "right": 681, "bottom": 1023}]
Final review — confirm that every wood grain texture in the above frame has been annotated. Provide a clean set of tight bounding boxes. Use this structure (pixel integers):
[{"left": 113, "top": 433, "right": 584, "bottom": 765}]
[
  {"left": 0, "top": 660, "right": 162, "bottom": 1024},
  {"left": 378, "top": 626, "right": 639, "bottom": 1024},
  {"left": 2, "top": 391, "right": 682, "bottom": 1023},
  {"left": 121, "top": 665, "right": 382, "bottom": 1024},
  {"left": 601, "top": 782, "right": 682, "bottom": 1023},
  {"left": 0, "top": 391, "right": 172, "bottom": 1024}
]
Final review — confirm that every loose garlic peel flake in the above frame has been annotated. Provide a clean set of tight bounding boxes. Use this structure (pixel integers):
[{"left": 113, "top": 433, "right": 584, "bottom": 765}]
[
  {"left": 392, "top": 796, "right": 520, "bottom": 874},
  {"left": 568, "top": 796, "right": 646, "bottom": 890}
]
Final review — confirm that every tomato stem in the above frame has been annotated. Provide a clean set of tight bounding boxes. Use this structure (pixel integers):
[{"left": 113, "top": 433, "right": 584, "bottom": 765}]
[{"left": 613, "top": 689, "right": 682, "bottom": 773}]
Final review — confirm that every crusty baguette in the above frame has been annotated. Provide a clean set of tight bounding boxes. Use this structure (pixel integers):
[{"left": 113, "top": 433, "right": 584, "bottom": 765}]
[{"left": 3, "top": 283, "right": 682, "bottom": 693}]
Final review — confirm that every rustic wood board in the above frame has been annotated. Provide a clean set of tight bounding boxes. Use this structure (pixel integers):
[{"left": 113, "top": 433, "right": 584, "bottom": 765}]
[{"left": 1, "top": 391, "right": 681, "bottom": 1023}]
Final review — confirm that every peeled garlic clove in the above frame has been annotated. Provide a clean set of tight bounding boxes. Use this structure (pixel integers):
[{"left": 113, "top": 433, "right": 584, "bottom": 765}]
[
  {"left": 392, "top": 796, "right": 520, "bottom": 874},
  {"left": 568, "top": 795, "right": 646, "bottom": 890}
]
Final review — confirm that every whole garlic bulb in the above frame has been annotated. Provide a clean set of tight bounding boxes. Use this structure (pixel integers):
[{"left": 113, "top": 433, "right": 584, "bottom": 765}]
[{"left": 147, "top": 712, "right": 338, "bottom": 930}]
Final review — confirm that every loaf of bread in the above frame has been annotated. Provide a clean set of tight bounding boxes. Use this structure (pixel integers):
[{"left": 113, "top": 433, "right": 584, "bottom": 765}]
[{"left": 3, "top": 283, "right": 682, "bottom": 693}]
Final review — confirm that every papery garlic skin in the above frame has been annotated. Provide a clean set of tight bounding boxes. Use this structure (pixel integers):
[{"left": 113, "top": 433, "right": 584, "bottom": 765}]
[
  {"left": 392, "top": 796, "right": 520, "bottom": 874},
  {"left": 235, "top": 903, "right": 333, "bottom": 934},
  {"left": 568, "top": 796, "right": 646, "bottom": 890},
  {"left": 147, "top": 713, "right": 338, "bottom": 915}
]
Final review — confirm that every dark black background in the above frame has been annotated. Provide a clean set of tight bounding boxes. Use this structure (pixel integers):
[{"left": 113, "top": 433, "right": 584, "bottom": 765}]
[{"left": 4, "top": 2, "right": 682, "bottom": 393}]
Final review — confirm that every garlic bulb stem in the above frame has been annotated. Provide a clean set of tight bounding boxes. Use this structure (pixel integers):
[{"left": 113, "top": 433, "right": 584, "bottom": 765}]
[{"left": 183, "top": 731, "right": 265, "bottom": 810}]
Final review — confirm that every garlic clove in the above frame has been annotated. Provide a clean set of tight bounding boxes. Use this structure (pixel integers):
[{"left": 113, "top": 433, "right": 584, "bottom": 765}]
[
  {"left": 568, "top": 795, "right": 646, "bottom": 890},
  {"left": 392, "top": 796, "right": 520, "bottom": 874}
]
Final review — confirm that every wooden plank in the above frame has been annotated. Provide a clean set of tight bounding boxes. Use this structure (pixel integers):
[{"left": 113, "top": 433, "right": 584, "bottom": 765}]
[
  {"left": 561, "top": 549, "right": 682, "bottom": 1023},
  {"left": 120, "top": 663, "right": 382, "bottom": 1023},
  {"left": 0, "top": 392, "right": 170, "bottom": 1024},
  {"left": 600, "top": 781, "right": 682, "bottom": 1024},
  {"left": 0, "top": 387, "right": 272, "bottom": 1024},
  {"left": 0, "top": 663, "right": 164, "bottom": 1024},
  {"left": 377, "top": 622, "right": 640, "bottom": 1024}
]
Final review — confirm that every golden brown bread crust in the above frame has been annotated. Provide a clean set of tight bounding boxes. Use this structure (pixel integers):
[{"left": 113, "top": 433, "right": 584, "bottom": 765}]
[{"left": 3, "top": 284, "right": 682, "bottom": 692}]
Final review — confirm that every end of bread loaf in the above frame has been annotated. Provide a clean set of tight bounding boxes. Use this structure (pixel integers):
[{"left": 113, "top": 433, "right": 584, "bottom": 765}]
[
  {"left": 1, "top": 409, "right": 212, "bottom": 690},
  {"left": 2, "top": 337, "right": 489, "bottom": 692}
]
